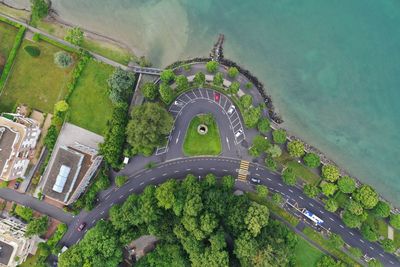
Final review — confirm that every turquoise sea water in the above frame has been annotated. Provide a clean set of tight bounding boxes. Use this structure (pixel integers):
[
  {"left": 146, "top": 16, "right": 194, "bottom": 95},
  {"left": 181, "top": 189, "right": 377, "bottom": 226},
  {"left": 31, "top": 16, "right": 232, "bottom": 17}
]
[{"left": 52, "top": 0, "right": 400, "bottom": 205}]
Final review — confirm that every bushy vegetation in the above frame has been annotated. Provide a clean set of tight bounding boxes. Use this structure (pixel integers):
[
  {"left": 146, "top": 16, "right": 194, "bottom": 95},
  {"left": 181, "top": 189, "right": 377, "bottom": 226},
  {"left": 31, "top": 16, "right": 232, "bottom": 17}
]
[
  {"left": 26, "top": 216, "right": 49, "bottom": 237},
  {"left": 59, "top": 174, "right": 299, "bottom": 267},
  {"left": 54, "top": 51, "right": 73, "bottom": 68},
  {"left": 24, "top": 45, "right": 41, "bottom": 57},
  {"left": 206, "top": 60, "right": 219, "bottom": 73},
  {"left": 107, "top": 67, "right": 135, "bottom": 104},
  {"left": 141, "top": 82, "right": 158, "bottom": 100},
  {"left": 115, "top": 175, "right": 128, "bottom": 187},
  {"left": 126, "top": 103, "right": 173, "bottom": 156},
  {"left": 272, "top": 129, "right": 287, "bottom": 144},
  {"left": 99, "top": 103, "right": 129, "bottom": 168},
  {"left": 30, "top": 0, "right": 49, "bottom": 26},
  {"left": 65, "top": 27, "right": 84, "bottom": 46},
  {"left": 287, "top": 140, "right": 305, "bottom": 158},
  {"left": 303, "top": 152, "right": 320, "bottom": 168}
]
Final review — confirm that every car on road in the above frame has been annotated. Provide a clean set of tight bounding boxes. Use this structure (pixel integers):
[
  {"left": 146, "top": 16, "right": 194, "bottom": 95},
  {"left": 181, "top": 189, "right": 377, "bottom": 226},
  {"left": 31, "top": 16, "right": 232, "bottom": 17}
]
[
  {"left": 77, "top": 222, "right": 86, "bottom": 232},
  {"left": 250, "top": 177, "right": 261, "bottom": 184},
  {"left": 14, "top": 182, "right": 20, "bottom": 189},
  {"left": 227, "top": 105, "right": 235, "bottom": 115},
  {"left": 235, "top": 129, "right": 243, "bottom": 138},
  {"left": 214, "top": 92, "right": 220, "bottom": 102}
]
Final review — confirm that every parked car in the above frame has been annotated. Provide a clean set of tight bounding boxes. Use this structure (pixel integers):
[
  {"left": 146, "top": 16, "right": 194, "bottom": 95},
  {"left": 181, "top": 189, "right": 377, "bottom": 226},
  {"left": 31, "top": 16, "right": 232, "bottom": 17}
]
[
  {"left": 174, "top": 100, "right": 184, "bottom": 106},
  {"left": 250, "top": 177, "right": 261, "bottom": 184},
  {"left": 14, "top": 182, "right": 20, "bottom": 190},
  {"left": 227, "top": 105, "right": 235, "bottom": 115},
  {"left": 235, "top": 129, "right": 243, "bottom": 138},
  {"left": 214, "top": 92, "right": 220, "bottom": 102},
  {"left": 77, "top": 222, "right": 86, "bottom": 232}
]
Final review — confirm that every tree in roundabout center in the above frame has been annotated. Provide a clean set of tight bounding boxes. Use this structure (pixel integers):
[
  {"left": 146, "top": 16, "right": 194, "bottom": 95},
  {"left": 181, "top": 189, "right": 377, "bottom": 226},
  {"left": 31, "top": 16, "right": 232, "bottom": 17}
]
[
  {"left": 182, "top": 114, "right": 222, "bottom": 156},
  {"left": 126, "top": 102, "right": 173, "bottom": 156}
]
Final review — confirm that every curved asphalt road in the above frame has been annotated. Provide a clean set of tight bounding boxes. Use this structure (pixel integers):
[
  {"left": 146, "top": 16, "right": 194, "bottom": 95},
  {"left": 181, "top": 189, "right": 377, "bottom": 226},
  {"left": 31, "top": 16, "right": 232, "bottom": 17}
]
[{"left": 59, "top": 157, "right": 399, "bottom": 266}]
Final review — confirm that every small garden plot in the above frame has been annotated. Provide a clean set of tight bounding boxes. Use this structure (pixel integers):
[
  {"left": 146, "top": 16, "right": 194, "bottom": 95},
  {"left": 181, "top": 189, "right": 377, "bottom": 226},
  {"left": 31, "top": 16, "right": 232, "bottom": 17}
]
[
  {"left": 183, "top": 114, "right": 222, "bottom": 156},
  {"left": 0, "top": 39, "right": 76, "bottom": 113},
  {"left": 68, "top": 59, "right": 114, "bottom": 135}
]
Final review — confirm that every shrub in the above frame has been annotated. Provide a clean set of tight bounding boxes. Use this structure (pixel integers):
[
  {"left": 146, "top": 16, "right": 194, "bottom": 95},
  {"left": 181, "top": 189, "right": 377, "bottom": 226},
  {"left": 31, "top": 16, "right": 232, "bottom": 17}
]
[
  {"left": 303, "top": 153, "right": 320, "bottom": 168},
  {"left": 115, "top": 175, "right": 128, "bottom": 187},
  {"left": 159, "top": 83, "right": 174, "bottom": 104},
  {"left": 65, "top": 27, "right": 84, "bottom": 46},
  {"left": 160, "top": 69, "right": 175, "bottom": 84},
  {"left": 205, "top": 61, "right": 219, "bottom": 73},
  {"left": 272, "top": 193, "right": 283, "bottom": 204},
  {"left": 31, "top": 0, "right": 49, "bottom": 25},
  {"left": 381, "top": 238, "right": 396, "bottom": 253},
  {"left": 240, "top": 94, "right": 253, "bottom": 109},
  {"left": 272, "top": 129, "right": 287, "bottom": 144},
  {"left": 265, "top": 157, "right": 277, "bottom": 171},
  {"left": 287, "top": 140, "right": 305, "bottom": 158},
  {"left": 337, "top": 175, "right": 356, "bottom": 194},
  {"left": 175, "top": 75, "right": 189, "bottom": 92},
  {"left": 390, "top": 214, "right": 400, "bottom": 229},
  {"left": 15, "top": 205, "right": 33, "bottom": 222},
  {"left": 24, "top": 45, "right": 41, "bottom": 57},
  {"left": 348, "top": 247, "right": 362, "bottom": 258},
  {"left": 107, "top": 67, "right": 136, "bottom": 104},
  {"left": 194, "top": 72, "right": 205, "bottom": 86},
  {"left": 282, "top": 167, "right": 296, "bottom": 186},
  {"left": 32, "top": 33, "right": 40, "bottom": 42},
  {"left": 321, "top": 164, "right": 340, "bottom": 183},
  {"left": 54, "top": 51, "right": 73, "bottom": 68},
  {"left": 141, "top": 82, "right": 158, "bottom": 100},
  {"left": 257, "top": 118, "right": 270, "bottom": 134},
  {"left": 213, "top": 72, "right": 224, "bottom": 86},
  {"left": 0, "top": 181, "right": 9, "bottom": 188},
  {"left": 228, "top": 81, "right": 240, "bottom": 95},
  {"left": 227, "top": 67, "right": 239, "bottom": 78},
  {"left": 328, "top": 233, "right": 344, "bottom": 249},
  {"left": 266, "top": 144, "right": 281, "bottom": 158},
  {"left": 303, "top": 184, "right": 320, "bottom": 198},
  {"left": 245, "top": 82, "right": 252, "bottom": 89}
]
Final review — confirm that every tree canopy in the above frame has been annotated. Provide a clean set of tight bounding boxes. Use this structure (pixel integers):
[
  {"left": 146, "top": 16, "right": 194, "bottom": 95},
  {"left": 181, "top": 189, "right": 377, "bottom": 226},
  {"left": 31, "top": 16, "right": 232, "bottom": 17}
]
[
  {"left": 287, "top": 140, "right": 305, "bottom": 158},
  {"left": 303, "top": 184, "right": 320, "bottom": 198},
  {"left": 272, "top": 129, "right": 287, "bottom": 144},
  {"left": 282, "top": 167, "right": 296, "bottom": 186},
  {"left": 324, "top": 198, "right": 339, "bottom": 212},
  {"left": 126, "top": 103, "right": 173, "bottom": 156},
  {"left": 65, "top": 27, "right": 84, "bottom": 46},
  {"left": 337, "top": 176, "right": 356, "bottom": 194},
  {"left": 352, "top": 185, "right": 378, "bottom": 209},
  {"left": 175, "top": 75, "right": 189, "bottom": 92},
  {"left": 303, "top": 153, "right": 320, "bottom": 168},
  {"left": 194, "top": 72, "right": 205, "bottom": 86},
  {"left": 160, "top": 69, "right": 176, "bottom": 84},
  {"left": 320, "top": 182, "right": 337, "bottom": 197},
  {"left": 159, "top": 83, "right": 174, "bottom": 104},
  {"left": 321, "top": 165, "right": 340, "bottom": 183},
  {"left": 228, "top": 81, "right": 240, "bottom": 95},
  {"left": 390, "top": 214, "right": 400, "bottom": 229},
  {"left": 227, "top": 67, "right": 239, "bottom": 78},
  {"left": 206, "top": 61, "right": 219, "bottom": 73},
  {"left": 257, "top": 118, "right": 270, "bottom": 134},
  {"left": 107, "top": 68, "right": 136, "bottom": 104},
  {"left": 213, "top": 72, "right": 224, "bottom": 86},
  {"left": 371, "top": 201, "right": 390, "bottom": 218},
  {"left": 141, "top": 82, "right": 158, "bottom": 100},
  {"left": 243, "top": 106, "right": 262, "bottom": 129}
]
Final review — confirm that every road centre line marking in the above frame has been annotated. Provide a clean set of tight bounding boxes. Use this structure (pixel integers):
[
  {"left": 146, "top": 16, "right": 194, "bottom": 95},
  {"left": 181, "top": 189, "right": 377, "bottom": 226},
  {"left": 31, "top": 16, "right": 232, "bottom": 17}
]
[
  {"left": 340, "top": 225, "right": 344, "bottom": 229},
  {"left": 309, "top": 203, "right": 314, "bottom": 207},
  {"left": 329, "top": 218, "right": 334, "bottom": 221},
  {"left": 267, "top": 178, "right": 271, "bottom": 181},
  {"left": 255, "top": 173, "right": 260, "bottom": 176},
  {"left": 211, "top": 168, "right": 216, "bottom": 170},
  {"left": 92, "top": 219, "right": 96, "bottom": 224},
  {"left": 140, "top": 182, "right": 144, "bottom": 186},
  {"left": 162, "top": 173, "right": 167, "bottom": 176},
  {"left": 390, "top": 260, "right": 394, "bottom": 264},
  {"left": 174, "top": 170, "right": 179, "bottom": 173},
  {"left": 278, "top": 183, "right": 283, "bottom": 186},
  {"left": 299, "top": 196, "right": 304, "bottom": 200},
  {"left": 349, "top": 232, "right": 354, "bottom": 236},
  {"left": 186, "top": 168, "right": 191, "bottom": 171},
  {"left": 198, "top": 168, "right": 203, "bottom": 170},
  {"left": 370, "top": 246, "right": 374, "bottom": 250},
  {"left": 360, "top": 239, "right": 365, "bottom": 243},
  {"left": 129, "top": 188, "right": 134, "bottom": 192},
  {"left": 379, "top": 253, "right": 384, "bottom": 257},
  {"left": 100, "top": 211, "right": 105, "bottom": 215},
  {"left": 119, "top": 195, "right": 124, "bottom": 199},
  {"left": 223, "top": 169, "right": 228, "bottom": 172},
  {"left": 288, "top": 189, "right": 293, "bottom": 193}
]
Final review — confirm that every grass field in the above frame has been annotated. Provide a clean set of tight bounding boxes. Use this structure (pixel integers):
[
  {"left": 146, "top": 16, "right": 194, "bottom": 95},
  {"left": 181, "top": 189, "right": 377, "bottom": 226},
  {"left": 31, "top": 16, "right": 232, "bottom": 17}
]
[
  {"left": 82, "top": 39, "right": 133, "bottom": 65},
  {"left": 183, "top": 115, "right": 222, "bottom": 156},
  {"left": 0, "top": 39, "right": 75, "bottom": 113},
  {"left": 68, "top": 59, "right": 114, "bottom": 135},
  {"left": 0, "top": 21, "right": 18, "bottom": 73},
  {"left": 294, "top": 237, "right": 324, "bottom": 267}
]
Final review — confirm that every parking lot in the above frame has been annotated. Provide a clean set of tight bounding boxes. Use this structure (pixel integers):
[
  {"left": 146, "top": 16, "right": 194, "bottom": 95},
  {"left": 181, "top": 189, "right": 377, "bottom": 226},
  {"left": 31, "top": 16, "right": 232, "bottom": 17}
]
[{"left": 156, "top": 88, "right": 246, "bottom": 155}]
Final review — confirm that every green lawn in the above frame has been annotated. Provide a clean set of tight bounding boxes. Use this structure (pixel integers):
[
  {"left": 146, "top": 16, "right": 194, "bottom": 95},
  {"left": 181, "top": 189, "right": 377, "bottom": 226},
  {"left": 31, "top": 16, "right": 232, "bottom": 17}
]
[
  {"left": 183, "top": 115, "right": 222, "bottom": 156},
  {"left": 294, "top": 237, "right": 324, "bottom": 267},
  {"left": 0, "top": 21, "right": 18, "bottom": 73},
  {"left": 68, "top": 59, "right": 114, "bottom": 135},
  {"left": 82, "top": 39, "right": 133, "bottom": 65},
  {"left": 0, "top": 39, "right": 75, "bottom": 113}
]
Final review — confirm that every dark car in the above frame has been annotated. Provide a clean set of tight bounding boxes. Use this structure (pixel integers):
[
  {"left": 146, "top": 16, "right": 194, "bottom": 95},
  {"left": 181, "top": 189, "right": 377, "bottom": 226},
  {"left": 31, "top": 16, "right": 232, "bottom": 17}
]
[
  {"left": 14, "top": 182, "right": 20, "bottom": 190},
  {"left": 77, "top": 222, "right": 86, "bottom": 232},
  {"left": 250, "top": 177, "right": 261, "bottom": 184},
  {"left": 214, "top": 92, "right": 220, "bottom": 102}
]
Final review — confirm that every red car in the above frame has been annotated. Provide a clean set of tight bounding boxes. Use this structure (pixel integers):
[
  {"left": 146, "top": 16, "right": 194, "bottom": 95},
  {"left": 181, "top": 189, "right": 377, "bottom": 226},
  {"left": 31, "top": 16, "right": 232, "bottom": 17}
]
[
  {"left": 77, "top": 222, "right": 86, "bottom": 232},
  {"left": 214, "top": 92, "right": 220, "bottom": 102}
]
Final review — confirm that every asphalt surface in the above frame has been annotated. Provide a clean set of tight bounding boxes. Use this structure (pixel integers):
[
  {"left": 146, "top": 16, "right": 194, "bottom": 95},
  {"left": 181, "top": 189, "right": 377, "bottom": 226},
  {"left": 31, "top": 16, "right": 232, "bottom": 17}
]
[{"left": 58, "top": 157, "right": 399, "bottom": 266}]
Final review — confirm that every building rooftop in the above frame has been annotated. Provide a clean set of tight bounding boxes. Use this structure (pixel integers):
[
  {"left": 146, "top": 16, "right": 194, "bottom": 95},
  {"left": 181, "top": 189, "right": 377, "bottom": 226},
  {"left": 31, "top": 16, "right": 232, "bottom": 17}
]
[
  {"left": 0, "top": 240, "right": 13, "bottom": 266},
  {"left": 0, "top": 127, "right": 18, "bottom": 178}
]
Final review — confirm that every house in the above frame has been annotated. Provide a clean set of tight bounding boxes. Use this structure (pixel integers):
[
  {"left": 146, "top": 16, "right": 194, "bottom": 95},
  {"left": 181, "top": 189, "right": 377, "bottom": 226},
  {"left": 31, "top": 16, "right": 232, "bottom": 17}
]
[
  {"left": 0, "top": 216, "right": 42, "bottom": 267},
  {"left": 40, "top": 123, "right": 103, "bottom": 206},
  {"left": 0, "top": 115, "right": 40, "bottom": 181}
]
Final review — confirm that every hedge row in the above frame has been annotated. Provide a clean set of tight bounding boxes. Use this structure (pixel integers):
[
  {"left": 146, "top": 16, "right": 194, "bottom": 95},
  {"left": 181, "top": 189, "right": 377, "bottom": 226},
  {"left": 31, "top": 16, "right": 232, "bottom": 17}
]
[
  {"left": 0, "top": 26, "right": 26, "bottom": 91},
  {"left": 0, "top": 16, "right": 22, "bottom": 28},
  {"left": 37, "top": 33, "right": 77, "bottom": 53},
  {"left": 64, "top": 51, "right": 91, "bottom": 102}
]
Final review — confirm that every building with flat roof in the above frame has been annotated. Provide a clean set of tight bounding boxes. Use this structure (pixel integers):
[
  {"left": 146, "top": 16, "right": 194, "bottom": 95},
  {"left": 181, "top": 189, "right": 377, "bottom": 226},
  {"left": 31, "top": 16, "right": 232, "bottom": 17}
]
[
  {"left": 0, "top": 115, "right": 40, "bottom": 181},
  {"left": 0, "top": 216, "right": 42, "bottom": 267},
  {"left": 41, "top": 123, "right": 103, "bottom": 206}
]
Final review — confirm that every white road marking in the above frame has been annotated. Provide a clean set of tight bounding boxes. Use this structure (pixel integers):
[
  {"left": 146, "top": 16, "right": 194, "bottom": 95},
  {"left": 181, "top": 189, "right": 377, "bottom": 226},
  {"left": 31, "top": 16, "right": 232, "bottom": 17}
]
[
  {"left": 100, "top": 211, "right": 105, "bottom": 215},
  {"left": 278, "top": 183, "right": 283, "bottom": 186},
  {"left": 105, "top": 195, "right": 110, "bottom": 200},
  {"left": 379, "top": 253, "right": 384, "bottom": 257},
  {"left": 140, "top": 182, "right": 144, "bottom": 186},
  {"left": 267, "top": 178, "right": 271, "bottom": 181},
  {"left": 309, "top": 203, "right": 314, "bottom": 207},
  {"left": 186, "top": 168, "right": 191, "bottom": 171},
  {"left": 176, "top": 130, "right": 181, "bottom": 144},
  {"left": 320, "top": 210, "right": 324, "bottom": 214},
  {"left": 360, "top": 239, "right": 365, "bottom": 243},
  {"left": 288, "top": 189, "right": 293, "bottom": 193},
  {"left": 211, "top": 168, "right": 216, "bottom": 170},
  {"left": 339, "top": 225, "right": 344, "bottom": 229},
  {"left": 349, "top": 232, "right": 354, "bottom": 236},
  {"left": 299, "top": 196, "right": 304, "bottom": 200},
  {"left": 226, "top": 137, "right": 231, "bottom": 150},
  {"left": 198, "top": 167, "right": 203, "bottom": 170},
  {"left": 329, "top": 217, "right": 334, "bottom": 221},
  {"left": 162, "top": 173, "right": 167, "bottom": 176},
  {"left": 91, "top": 219, "right": 96, "bottom": 224},
  {"left": 223, "top": 169, "right": 228, "bottom": 172},
  {"left": 174, "top": 170, "right": 179, "bottom": 173},
  {"left": 119, "top": 195, "right": 124, "bottom": 199},
  {"left": 390, "top": 260, "right": 394, "bottom": 264},
  {"left": 129, "top": 188, "right": 134, "bottom": 192},
  {"left": 151, "top": 177, "right": 156, "bottom": 180},
  {"left": 370, "top": 246, "right": 374, "bottom": 250}
]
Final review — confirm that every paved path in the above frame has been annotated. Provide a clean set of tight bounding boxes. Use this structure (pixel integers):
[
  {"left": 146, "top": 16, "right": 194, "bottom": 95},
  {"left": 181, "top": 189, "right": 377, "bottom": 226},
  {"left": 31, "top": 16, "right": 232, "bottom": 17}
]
[
  {"left": 0, "top": 188, "right": 73, "bottom": 223},
  {"left": 0, "top": 12, "right": 161, "bottom": 75}
]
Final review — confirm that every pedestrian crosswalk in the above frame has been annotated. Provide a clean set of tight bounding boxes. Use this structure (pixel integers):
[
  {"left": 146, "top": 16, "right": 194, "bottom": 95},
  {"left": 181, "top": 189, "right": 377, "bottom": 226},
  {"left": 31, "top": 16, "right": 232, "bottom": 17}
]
[{"left": 238, "top": 160, "right": 250, "bottom": 181}]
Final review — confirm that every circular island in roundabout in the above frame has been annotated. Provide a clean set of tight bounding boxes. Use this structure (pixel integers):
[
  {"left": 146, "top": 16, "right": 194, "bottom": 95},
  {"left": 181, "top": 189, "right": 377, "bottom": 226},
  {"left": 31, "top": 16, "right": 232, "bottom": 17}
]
[{"left": 182, "top": 113, "right": 222, "bottom": 156}]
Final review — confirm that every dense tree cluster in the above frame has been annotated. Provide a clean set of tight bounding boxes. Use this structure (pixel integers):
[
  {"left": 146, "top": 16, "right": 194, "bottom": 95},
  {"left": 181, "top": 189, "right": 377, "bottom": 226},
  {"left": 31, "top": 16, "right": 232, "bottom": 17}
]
[
  {"left": 99, "top": 103, "right": 129, "bottom": 168},
  {"left": 60, "top": 174, "right": 299, "bottom": 267},
  {"left": 107, "top": 68, "right": 136, "bottom": 104},
  {"left": 126, "top": 103, "right": 173, "bottom": 156}
]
